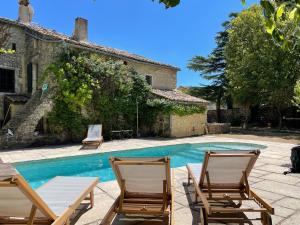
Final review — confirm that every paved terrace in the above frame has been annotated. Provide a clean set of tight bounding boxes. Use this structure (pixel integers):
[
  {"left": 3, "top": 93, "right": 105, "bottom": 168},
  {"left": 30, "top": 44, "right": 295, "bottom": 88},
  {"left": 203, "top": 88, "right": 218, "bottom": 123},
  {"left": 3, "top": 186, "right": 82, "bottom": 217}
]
[{"left": 0, "top": 135, "right": 300, "bottom": 225}]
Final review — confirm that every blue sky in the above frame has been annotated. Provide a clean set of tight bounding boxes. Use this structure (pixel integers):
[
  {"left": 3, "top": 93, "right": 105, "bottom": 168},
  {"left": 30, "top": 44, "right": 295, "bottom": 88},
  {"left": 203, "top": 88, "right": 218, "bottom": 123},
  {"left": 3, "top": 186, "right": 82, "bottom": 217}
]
[{"left": 1, "top": 0, "right": 258, "bottom": 87}]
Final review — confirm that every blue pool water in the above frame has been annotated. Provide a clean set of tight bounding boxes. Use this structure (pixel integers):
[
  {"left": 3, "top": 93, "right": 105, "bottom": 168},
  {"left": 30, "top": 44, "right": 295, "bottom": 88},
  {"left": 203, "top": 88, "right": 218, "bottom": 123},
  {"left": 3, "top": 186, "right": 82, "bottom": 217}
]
[{"left": 15, "top": 142, "right": 266, "bottom": 189}]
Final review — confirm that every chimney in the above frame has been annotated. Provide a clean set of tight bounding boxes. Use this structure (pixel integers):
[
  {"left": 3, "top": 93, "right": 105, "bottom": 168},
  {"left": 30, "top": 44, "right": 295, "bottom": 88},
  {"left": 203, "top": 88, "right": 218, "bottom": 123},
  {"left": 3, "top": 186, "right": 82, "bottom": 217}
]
[
  {"left": 72, "top": 18, "right": 88, "bottom": 42},
  {"left": 18, "top": 0, "right": 34, "bottom": 24}
]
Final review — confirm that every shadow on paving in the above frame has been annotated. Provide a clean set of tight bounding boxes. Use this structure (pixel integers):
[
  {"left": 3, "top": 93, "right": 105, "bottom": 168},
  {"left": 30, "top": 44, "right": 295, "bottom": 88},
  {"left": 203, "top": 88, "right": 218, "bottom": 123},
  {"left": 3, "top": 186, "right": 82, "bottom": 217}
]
[{"left": 183, "top": 182, "right": 259, "bottom": 225}]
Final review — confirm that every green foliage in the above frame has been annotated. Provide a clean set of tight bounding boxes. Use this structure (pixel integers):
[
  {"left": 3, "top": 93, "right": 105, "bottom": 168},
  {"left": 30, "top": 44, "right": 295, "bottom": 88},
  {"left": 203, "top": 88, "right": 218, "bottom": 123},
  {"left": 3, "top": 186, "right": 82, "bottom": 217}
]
[
  {"left": 293, "top": 81, "right": 300, "bottom": 109},
  {"left": 0, "top": 49, "right": 15, "bottom": 54},
  {"left": 225, "top": 5, "right": 300, "bottom": 127},
  {"left": 259, "top": 0, "right": 300, "bottom": 50},
  {"left": 147, "top": 99, "right": 206, "bottom": 116},
  {"left": 187, "top": 13, "right": 236, "bottom": 121},
  {"left": 44, "top": 50, "right": 151, "bottom": 138},
  {"left": 45, "top": 49, "right": 203, "bottom": 138},
  {"left": 48, "top": 100, "right": 87, "bottom": 139},
  {"left": 152, "top": 0, "right": 180, "bottom": 8}
]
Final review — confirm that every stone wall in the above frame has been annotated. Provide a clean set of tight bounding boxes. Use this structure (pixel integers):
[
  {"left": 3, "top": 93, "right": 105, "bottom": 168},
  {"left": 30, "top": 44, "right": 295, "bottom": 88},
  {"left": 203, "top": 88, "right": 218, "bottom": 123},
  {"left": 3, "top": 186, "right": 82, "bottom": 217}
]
[
  {"left": 207, "top": 123, "right": 230, "bottom": 134},
  {"left": 170, "top": 112, "right": 207, "bottom": 138},
  {"left": 207, "top": 108, "right": 241, "bottom": 125},
  {"left": 127, "top": 61, "right": 177, "bottom": 90},
  {"left": 0, "top": 25, "right": 25, "bottom": 121}
]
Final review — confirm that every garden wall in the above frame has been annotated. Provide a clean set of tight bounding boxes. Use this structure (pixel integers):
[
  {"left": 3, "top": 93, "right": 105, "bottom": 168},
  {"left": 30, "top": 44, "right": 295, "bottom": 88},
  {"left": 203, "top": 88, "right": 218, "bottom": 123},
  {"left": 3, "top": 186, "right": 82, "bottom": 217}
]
[
  {"left": 170, "top": 113, "right": 206, "bottom": 137},
  {"left": 207, "top": 108, "right": 241, "bottom": 125},
  {"left": 207, "top": 123, "right": 230, "bottom": 134}
]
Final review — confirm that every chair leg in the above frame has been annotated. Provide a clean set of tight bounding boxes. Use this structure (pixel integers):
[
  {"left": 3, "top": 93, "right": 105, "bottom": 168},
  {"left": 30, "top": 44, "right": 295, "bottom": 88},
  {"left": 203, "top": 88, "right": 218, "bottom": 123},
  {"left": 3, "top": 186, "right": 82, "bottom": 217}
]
[
  {"left": 187, "top": 171, "right": 191, "bottom": 186},
  {"left": 163, "top": 215, "right": 169, "bottom": 225},
  {"left": 90, "top": 190, "right": 94, "bottom": 208},
  {"left": 261, "top": 212, "right": 272, "bottom": 225},
  {"left": 200, "top": 208, "right": 208, "bottom": 225}
]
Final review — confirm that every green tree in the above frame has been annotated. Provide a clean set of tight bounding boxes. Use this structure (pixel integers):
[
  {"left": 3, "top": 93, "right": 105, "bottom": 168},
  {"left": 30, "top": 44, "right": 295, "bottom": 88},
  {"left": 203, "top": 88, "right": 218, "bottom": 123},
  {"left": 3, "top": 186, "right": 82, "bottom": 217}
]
[
  {"left": 187, "top": 14, "right": 236, "bottom": 122},
  {"left": 225, "top": 5, "right": 300, "bottom": 128},
  {"left": 294, "top": 81, "right": 300, "bottom": 108},
  {"left": 259, "top": 0, "right": 300, "bottom": 49}
]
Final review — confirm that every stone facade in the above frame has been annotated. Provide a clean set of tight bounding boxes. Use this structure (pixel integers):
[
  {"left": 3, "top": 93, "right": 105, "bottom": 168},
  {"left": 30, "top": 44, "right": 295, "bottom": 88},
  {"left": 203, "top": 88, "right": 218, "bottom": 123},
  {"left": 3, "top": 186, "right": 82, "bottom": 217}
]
[
  {"left": 0, "top": 23, "right": 61, "bottom": 123},
  {"left": 170, "top": 112, "right": 207, "bottom": 138},
  {"left": 127, "top": 61, "right": 177, "bottom": 90}
]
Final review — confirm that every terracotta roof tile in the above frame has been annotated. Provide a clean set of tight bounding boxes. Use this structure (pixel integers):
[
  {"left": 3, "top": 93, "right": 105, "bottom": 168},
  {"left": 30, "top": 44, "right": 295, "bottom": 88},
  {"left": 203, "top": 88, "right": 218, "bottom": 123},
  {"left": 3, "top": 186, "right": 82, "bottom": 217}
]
[
  {"left": 151, "top": 89, "right": 209, "bottom": 104},
  {"left": 0, "top": 17, "right": 180, "bottom": 70}
]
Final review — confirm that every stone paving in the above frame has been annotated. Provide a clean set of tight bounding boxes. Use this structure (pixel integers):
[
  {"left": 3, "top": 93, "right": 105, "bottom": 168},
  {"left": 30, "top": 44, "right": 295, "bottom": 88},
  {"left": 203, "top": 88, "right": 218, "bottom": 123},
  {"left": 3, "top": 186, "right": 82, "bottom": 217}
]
[{"left": 0, "top": 135, "right": 299, "bottom": 224}]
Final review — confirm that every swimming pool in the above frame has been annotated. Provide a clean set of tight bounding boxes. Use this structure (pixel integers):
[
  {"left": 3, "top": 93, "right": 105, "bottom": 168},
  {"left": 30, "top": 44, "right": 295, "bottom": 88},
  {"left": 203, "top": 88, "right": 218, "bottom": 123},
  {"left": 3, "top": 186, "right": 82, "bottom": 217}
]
[{"left": 15, "top": 142, "right": 266, "bottom": 189}]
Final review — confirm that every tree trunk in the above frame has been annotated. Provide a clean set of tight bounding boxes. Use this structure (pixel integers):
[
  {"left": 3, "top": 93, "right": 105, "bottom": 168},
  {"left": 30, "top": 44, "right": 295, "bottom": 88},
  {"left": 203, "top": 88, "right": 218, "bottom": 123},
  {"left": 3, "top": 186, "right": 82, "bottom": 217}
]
[
  {"left": 241, "top": 104, "right": 250, "bottom": 129},
  {"left": 216, "top": 89, "right": 222, "bottom": 123},
  {"left": 226, "top": 95, "right": 233, "bottom": 109},
  {"left": 276, "top": 107, "right": 283, "bottom": 130}
]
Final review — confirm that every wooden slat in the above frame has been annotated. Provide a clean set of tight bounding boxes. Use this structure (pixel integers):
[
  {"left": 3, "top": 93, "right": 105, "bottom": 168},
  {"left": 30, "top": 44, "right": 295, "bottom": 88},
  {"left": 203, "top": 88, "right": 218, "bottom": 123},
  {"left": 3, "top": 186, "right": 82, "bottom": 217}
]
[
  {"left": 90, "top": 190, "right": 94, "bottom": 208},
  {"left": 0, "top": 181, "right": 17, "bottom": 187},
  {"left": 199, "top": 152, "right": 210, "bottom": 187},
  {"left": 250, "top": 189, "right": 274, "bottom": 214},
  {"left": 119, "top": 180, "right": 125, "bottom": 211},
  {"left": 205, "top": 171, "right": 212, "bottom": 199},
  {"left": 114, "top": 161, "right": 165, "bottom": 165},
  {"left": 0, "top": 218, "right": 51, "bottom": 224},
  {"left": 170, "top": 169, "right": 174, "bottom": 225},
  {"left": 211, "top": 207, "right": 267, "bottom": 213},
  {"left": 123, "top": 198, "right": 164, "bottom": 204}
]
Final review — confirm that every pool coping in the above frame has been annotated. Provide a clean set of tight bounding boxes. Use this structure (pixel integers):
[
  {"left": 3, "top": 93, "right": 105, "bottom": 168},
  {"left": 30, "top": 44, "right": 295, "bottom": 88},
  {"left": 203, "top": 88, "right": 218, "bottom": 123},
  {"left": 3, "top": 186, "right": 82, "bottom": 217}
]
[
  {"left": 12, "top": 141, "right": 267, "bottom": 165},
  {"left": 0, "top": 136, "right": 295, "bottom": 164}
]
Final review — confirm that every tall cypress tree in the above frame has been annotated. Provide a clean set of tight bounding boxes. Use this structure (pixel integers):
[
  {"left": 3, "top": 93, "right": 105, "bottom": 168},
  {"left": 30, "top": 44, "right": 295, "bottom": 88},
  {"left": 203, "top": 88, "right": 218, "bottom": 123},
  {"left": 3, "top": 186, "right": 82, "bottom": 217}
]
[{"left": 187, "top": 14, "right": 236, "bottom": 122}]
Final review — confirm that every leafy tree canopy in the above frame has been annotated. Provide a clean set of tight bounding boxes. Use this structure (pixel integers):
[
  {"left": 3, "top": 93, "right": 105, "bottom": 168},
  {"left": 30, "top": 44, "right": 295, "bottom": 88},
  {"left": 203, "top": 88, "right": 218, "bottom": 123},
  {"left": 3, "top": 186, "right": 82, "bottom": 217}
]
[
  {"left": 153, "top": 0, "right": 180, "bottom": 8},
  {"left": 260, "top": 0, "right": 300, "bottom": 50},
  {"left": 225, "top": 5, "right": 300, "bottom": 127},
  {"left": 187, "top": 13, "right": 236, "bottom": 121}
]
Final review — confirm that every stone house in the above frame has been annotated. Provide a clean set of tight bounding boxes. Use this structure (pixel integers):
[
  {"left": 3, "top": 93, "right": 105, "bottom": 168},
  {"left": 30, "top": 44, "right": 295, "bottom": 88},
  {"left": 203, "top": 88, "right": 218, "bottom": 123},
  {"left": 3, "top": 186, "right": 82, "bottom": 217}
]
[{"left": 0, "top": 2, "right": 208, "bottom": 147}]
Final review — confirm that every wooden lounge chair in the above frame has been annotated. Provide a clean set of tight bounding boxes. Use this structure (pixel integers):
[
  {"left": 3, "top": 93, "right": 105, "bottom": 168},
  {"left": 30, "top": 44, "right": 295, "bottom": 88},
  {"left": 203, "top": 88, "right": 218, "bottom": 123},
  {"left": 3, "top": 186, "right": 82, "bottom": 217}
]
[
  {"left": 82, "top": 124, "right": 103, "bottom": 148},
  {"left": 0, "top": 162, "right": 98, "bottom": 225},
  {"left": 101, "top": 157, "right": 174, "bottom": 225},
  {"left": 186, "top": 150, "right": 274, "bottom": 225}
]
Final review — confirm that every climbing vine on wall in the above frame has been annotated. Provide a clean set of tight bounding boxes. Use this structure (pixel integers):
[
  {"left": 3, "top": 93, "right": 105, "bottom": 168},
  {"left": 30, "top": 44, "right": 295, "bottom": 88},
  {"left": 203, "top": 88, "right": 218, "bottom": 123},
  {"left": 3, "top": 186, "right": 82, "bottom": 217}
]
[
  {"left": 43, "top": 49, "right": 151, "bottom": 139},
  {"left": 43, "top": 49, "right": 205, "bottom": 139},
  {"left": 147, "top": 99, "right": 206, "bottom": 116}
]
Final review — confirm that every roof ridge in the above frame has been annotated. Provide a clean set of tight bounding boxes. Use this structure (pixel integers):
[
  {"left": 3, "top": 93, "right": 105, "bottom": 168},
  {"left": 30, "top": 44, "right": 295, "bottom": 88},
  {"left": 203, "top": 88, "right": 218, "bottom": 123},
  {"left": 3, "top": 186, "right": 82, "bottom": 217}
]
[
  {"left": 0, "top": 17, "right": 180, "bottom": 70},
  {"left": 151, "top": 89, "right": 209, "bottom": 104}
]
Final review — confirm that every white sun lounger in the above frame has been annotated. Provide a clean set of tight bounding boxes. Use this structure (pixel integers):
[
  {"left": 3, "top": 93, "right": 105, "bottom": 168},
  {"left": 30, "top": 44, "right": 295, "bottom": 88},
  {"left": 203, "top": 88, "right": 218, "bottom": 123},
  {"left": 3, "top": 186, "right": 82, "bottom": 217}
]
[
  {"left": 0, "top": 162, "right": 98, "bottom": 225},
  {"left": 101, "top": 157, "right": 174, "bottom": 225},
  {"left": 186, "top": 150, "right": 274, "bottom": 225},
  {"left": 82, "top": 124, "right": 103, "bottom": 148}
]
